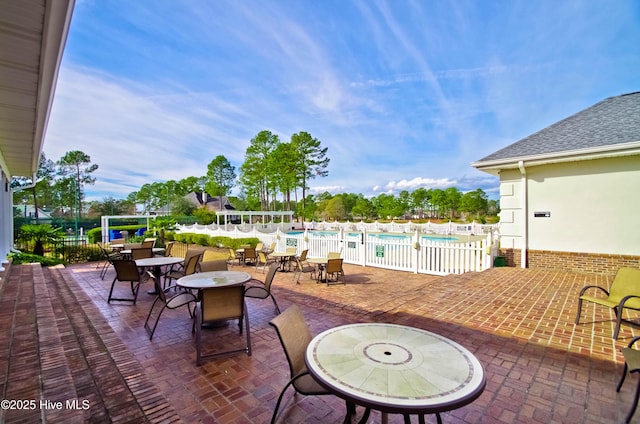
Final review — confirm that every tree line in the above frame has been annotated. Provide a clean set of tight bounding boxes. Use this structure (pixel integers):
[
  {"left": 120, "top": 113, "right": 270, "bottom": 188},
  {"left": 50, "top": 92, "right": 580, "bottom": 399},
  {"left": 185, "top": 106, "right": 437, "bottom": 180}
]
[{"left": 13, "top": 131, "right": 498, "bottom": 224}]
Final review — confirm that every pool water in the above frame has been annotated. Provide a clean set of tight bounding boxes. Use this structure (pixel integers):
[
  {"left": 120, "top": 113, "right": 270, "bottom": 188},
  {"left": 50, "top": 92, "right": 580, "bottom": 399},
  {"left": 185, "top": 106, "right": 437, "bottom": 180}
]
[{"left": 286, "top": 231, "right": 458, "bottom": 242}]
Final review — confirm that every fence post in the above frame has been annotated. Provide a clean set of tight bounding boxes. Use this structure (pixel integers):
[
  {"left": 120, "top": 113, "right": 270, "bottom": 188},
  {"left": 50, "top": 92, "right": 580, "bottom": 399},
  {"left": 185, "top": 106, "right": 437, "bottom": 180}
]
[
  {"left": 412, "top": 230, "right": 420, "bottom": 274},
  {"left": 303, "top": 228, "right": 310, "bottom": 252},
  {"left": 360, "top": 228, "right": 367, "bottom": 267}
]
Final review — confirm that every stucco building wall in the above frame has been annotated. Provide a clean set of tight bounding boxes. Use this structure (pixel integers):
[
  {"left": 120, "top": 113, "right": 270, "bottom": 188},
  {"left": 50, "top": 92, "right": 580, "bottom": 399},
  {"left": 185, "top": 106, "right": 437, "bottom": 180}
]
[{"left": 497, "top": 155, "right": 640, "bottom": 272}]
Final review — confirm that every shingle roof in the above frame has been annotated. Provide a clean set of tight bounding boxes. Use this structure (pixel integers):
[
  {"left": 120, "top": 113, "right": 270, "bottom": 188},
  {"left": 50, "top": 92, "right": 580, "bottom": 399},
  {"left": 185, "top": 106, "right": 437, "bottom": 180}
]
[{"left": 475, "top": 92, "right": 640, "bottom": 163}]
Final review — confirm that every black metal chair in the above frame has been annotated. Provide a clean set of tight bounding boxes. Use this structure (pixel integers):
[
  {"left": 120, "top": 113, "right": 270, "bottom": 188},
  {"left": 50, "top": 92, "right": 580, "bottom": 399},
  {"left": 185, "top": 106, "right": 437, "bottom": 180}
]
[
  {"left": 269, "top": 305, "right": 359, "bottom": 423},
  {"left": 107, "top": 259, "right": 143, "bottom": 305},
  {"left": 144, "top": 272, "right": 197, "bottom": 340},
  {"left": 194, "top": 285, "right": 251, "bottom": 365},
  {"left": 245, "top": 262, "right": 280, "bottom": 314},
  {"left": 618, "top": 336, "right": 640, "bottom": 423}
]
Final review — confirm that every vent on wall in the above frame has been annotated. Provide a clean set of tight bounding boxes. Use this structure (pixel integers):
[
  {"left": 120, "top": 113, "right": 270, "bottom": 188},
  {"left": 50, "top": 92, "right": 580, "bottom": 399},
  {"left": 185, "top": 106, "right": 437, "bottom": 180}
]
[{"left": 534, "top": 211, "right": 551, "bottom": 218}]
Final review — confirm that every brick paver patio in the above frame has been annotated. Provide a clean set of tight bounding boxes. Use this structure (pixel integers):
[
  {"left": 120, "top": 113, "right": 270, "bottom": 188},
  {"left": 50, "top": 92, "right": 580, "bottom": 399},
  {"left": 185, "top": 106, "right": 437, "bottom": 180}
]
[{"left": 1, "top": 260, "right": 639, "bottom": 423}]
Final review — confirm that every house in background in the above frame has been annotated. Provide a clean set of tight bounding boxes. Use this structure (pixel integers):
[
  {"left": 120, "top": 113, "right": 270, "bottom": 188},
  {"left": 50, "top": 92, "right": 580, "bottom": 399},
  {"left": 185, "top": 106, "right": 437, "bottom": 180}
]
[
  {"left": 14, "top": 205, "right": 53, "bottom": 222},
  {"left": 184, "top": 192, "right": 236, "bottom": 212},
  {"left": 472, "top": 92, "right": 640, "bottom": 274},
  {"left": 184, "top": 192, "right": 240, "bottom": 224}
]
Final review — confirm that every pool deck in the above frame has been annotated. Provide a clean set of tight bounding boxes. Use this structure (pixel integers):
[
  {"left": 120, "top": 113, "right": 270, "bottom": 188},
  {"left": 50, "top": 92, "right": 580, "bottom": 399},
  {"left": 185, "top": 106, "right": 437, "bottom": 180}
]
[{"left": 1, "top": 261, "right": 639, "bottom": 423}]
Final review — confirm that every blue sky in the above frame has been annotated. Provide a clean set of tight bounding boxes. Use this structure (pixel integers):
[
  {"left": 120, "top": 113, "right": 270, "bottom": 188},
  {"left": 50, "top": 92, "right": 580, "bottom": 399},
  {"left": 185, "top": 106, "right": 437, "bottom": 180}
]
[{"left": 44, "top": 0, "right": 640, "bottom": 202}]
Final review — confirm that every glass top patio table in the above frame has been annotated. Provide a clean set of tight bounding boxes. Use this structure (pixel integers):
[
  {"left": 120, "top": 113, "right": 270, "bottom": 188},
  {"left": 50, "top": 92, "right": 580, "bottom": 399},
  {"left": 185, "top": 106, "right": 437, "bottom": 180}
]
[
  {"left": 176, "top": 271, "right": 252, "bottom": 290},
  {"left": 270, "top": 252, "right": 295, "bottom": 272},
  {"left": 305, "top": 323, "right": 486, "bottom": 422}
]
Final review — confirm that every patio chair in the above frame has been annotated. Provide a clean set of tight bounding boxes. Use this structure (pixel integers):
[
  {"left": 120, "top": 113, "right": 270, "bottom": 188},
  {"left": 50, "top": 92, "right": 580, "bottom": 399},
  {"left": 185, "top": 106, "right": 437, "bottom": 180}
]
[
  {"left": 256, "top": 242, "right": 264, "bottom": 252},
  {"left": 163, "top": 241, "right": 175, "bottom": 257},
  {"left": 323, "top": 258, "right": 345, "bottom": 285},
  {"left": 107, "top": 259, "right": 144, "bottom": 305},
  {"left": 194, "top": 284, "right": 251, "bottom": 365},
  {"left": 142, "top": 238, "right": 156, "bottom": 248},
  {"left": 245, "top": 263, "right": 280, "bottom": 314},
  {"left": 198, "top": 259, "right": 228, "bottom": 272},
  {"left": 256, "top": 251, "right": 276, "bottom": 273},
  {"left": 297, "top": 249, "right": 309, "bottom": 263},
  {"left": 110, "top": 238, "right": 126, "bottom": 246},
  {"left": 285, "top": 247, "right": 297, "bottom": 256},
  {"left": 269, "top": 305, "right": 358, "bottom": 424},
  {"left": 264, "top": 242, "right": 276, "bottom": 255},
  {"left": 575, "top": 268, "right": 640, "bottom": 339},
  {"left": 130, "top": 247, "right": 153, "bottom": 260},
  {"left": 97, "top": 242, "right": 122, "bottom": 280},
  {"left": 243, "top": 246, "right": 257, "bottom": 266},
  {"left": 144, "top": 272, "right": 197, "bottom": 340},
  {"left": 227, "top": 247, "right": 242, "bottom": 266},
  {"left": 617, "top": 336, "right": 640, "bottom": 423},
  {"left": 293, "top": 257, "right": 315, "bottom": 284},
  {"left": 327, "top": 251, "right": 341, "bottom": 259},
  {"left": 165, "top": 249, "right": 203, "bottom": 288}
]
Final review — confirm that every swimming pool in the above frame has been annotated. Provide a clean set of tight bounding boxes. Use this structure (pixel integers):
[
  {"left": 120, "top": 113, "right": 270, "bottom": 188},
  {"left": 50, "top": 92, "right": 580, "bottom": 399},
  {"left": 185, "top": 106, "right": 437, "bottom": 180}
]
[{"left": 286, "top": 231, "right": 458, "bottom": 242}]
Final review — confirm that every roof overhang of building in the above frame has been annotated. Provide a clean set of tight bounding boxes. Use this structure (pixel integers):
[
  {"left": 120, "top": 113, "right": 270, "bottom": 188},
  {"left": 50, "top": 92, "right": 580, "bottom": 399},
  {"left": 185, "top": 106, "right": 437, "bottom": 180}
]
[
  {"left": 0, "top": 0, "right": 75, "bottom": 179},
  {"left": 471, "top": 140, "right": 640, "bottom": 176}
]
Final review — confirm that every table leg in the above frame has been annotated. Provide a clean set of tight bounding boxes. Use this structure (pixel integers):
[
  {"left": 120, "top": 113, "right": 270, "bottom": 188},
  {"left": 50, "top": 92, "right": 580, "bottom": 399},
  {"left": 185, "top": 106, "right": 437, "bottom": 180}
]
[{"left": 146, "top": 265, "right": 161, "bottom": 295}]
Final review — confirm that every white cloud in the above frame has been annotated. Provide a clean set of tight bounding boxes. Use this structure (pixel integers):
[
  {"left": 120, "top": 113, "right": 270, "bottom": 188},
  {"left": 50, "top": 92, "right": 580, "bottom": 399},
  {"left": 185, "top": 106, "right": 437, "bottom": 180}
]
[{"left": 383, "top": 177, "right": 458, "bottom": 192}]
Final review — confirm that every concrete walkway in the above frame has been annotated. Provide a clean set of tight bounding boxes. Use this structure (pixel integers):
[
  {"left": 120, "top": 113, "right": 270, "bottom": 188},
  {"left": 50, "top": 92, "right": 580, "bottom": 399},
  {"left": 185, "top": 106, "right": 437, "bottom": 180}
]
[{"left": 1, "top": 261, "right": 639, "bottom": 423}]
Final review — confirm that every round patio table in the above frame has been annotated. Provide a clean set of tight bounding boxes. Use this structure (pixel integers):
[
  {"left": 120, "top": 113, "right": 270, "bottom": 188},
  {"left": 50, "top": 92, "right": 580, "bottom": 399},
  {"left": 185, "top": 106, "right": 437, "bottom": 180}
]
[
  {"left": 135, "top": 256, "right": 183, "bottom": 295},
  {"left": 307, "top": 257, "right": 328, "bottom": 281},
  {"left": 306, "top": 323, "right": 486, "bottom": 424},
  {"left": 176, "top": 271, "right": 251, "bottom": 291},
  {"left": 270, "top": 252, "right": 294, "bottom": 272}
]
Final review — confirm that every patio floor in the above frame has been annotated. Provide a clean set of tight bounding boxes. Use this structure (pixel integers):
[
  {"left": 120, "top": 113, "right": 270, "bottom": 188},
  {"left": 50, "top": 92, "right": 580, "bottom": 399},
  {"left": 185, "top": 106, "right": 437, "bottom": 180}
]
[{"left": 1, "top": 260, "right": 639, "bottom": 423}]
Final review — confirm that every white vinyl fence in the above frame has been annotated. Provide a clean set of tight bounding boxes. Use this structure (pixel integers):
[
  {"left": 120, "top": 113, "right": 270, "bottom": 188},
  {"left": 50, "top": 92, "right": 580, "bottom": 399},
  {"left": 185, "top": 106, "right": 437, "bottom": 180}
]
[{"left": 176, "top": 223, "right": 500, "bottom": 276}]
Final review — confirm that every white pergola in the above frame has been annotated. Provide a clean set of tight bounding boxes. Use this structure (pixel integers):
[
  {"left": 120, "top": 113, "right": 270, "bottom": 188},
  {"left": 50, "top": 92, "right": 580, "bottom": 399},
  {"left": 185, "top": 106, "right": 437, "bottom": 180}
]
[{"left": 215, "top": 210, "right": 294, "bottom": 230}]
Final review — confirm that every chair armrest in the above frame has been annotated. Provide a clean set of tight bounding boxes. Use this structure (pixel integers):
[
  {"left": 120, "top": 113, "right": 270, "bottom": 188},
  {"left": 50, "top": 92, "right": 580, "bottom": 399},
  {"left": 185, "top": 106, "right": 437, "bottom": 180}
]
[
  {"left": 579, "top": 285, "right": 610, "bottom": 297},
  {"left": 627, "top": 335, "right": 640, "bottom": 349},
  {"left": 618, "top": 294, "right": 640, "bottom": 310},
  {"left": 245, "top": 278, "right": 265, "bottom": 288}
]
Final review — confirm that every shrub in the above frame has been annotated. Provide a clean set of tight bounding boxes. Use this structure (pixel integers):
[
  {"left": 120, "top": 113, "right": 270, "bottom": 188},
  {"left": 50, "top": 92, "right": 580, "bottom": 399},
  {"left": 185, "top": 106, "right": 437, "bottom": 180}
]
[
  {"left": 16, "top": 224, "right": 65, "bottom": 256},
  {"left": 8, "top": 251, "right": 64, "bottom": 266}
]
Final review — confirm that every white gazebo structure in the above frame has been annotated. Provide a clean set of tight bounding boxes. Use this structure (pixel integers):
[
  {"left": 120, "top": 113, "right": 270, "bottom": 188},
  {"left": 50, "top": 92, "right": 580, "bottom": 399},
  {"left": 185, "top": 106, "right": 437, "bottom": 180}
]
[{"left": 215, "top": 210, "right": 295, "bottom": 230}]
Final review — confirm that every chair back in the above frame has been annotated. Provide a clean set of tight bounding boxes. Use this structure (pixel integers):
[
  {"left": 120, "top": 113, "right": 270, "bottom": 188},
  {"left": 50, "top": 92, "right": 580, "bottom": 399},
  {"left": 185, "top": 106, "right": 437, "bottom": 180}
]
[
  {"left": 185, "top": 248, "right": 205, "bottom": 261},
  {"left": 286, "top": 247, "right": 297, "bottom": 255},
  {"left": 199, "top": 260, "right": 228, "bottom": 272},
  {"left": 110, "top": 238, "right": 126, "bottom": 245},
  {"left": 124, "top": 242, "right": 142, "bottom": 250},
  {"left": 142, "top": 238, "right": 156, "bottom": 248},
  {"left": 201, "top": 285, "right": 245, "bottom": 322},
  {"left": 326, "top": 258, "right": 343, "bottom": 274},
  {"left": 268, "top": 242, "right": 276, "bottom": 252},
  {"left": 258, "top": 251, "right": 269, "bottom": 263},
  {"left": 113, "top": 260, "right": 141, "bottom": 282},
  {"left": 327, "top": 251, "right": 341, "bottom": 259},
  {"left": 610, "top": 268, "right": 640, "bottom": 304},
  {"left": 244, "top": 247, "right": 257, "bottom": 260},
  {"left": 97, "top": 242, "right": 109, "bottom": 255},
  {"left": 183, "top": 253, "right": 203, "bottom": 276},
  {"left": 131, "top": 247, "right": 153, "bottom": 260},
  {"left": 269, "top": 305, "right": 313, "bottom": 378},
  {"left": 256, "top": 242, "right": 264, "bottom": 251},
  {"left": 164, "top": 241, "right": 175, "bottom": 257},
  {"left": 263, "top": 262, "right": 279, "bottom": 290},
  {"left": 298, "top": 249, "right": 308, "bottom": 262},
  {"left": 228, "top": 247, "right": 237, "bottom": 258}
]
